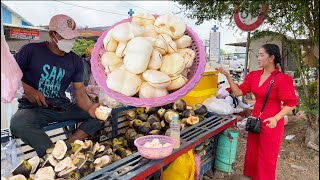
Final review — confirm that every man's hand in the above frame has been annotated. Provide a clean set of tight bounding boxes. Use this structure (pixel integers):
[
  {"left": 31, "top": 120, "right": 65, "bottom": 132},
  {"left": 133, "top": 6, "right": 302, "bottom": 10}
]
[
  {"left": 23, "top": 82, "right": 48, "bottom": 107},
  {"left": 88, "top": 103, "right": 100, "bottom": 118}
]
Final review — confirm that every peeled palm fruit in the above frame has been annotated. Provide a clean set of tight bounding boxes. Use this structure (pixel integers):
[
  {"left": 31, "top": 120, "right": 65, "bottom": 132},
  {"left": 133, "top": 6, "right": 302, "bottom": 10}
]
[
  {"left": 154, "top": 38, "right": 168, "bottom": 55},
  {"left": 145, "top": 37, "right": 157, "bottom": 45},
  {"left": 139, "top": 82, "right": 168, "bottom": 98},
  {"left": 35, "top": 166, "right": 55, "bottom": 180},
  {"left": 95, "top": 105, "right": 112, "bottom": 121},
  {"left": 107, "top": 69, "right": 142, "bottom": 96},
  {"left": 52, "top": 140, "right": 68, "bottom": 160},
  {"left": 158, "top": 34, "right": 177, "bottom": 54},
  {"left": 148, "top": 50, "right": 162, "bottom": 70},
  {"left": 115, "top": 41, "right": 128, "bottom": 58},
  {"left": 142, "top": 70, "right": 171, "bottom": 89},
  {"left": 160, "top": 53, "right": 185, "bottom": 77},
  {"left": 154, "top": 14, "right": 186, "bottom": 39},
  {"left": 175, "top": 35, "right": 192, "bottom": 48},
  {"left": 143, "top": 25, "right": 158, "bottom": 38},
  {"left": 132, "top": 13, "right": 156, "bottom": 26},
  {"left": 27, "top": 156, "right": 40, "bottom": 174},
  {"left": 8, "top": 175, "right": 26, "bottom": 180},
  {"left": 124, "top": 37, "right": 153, "bottom": 74},
  {"left": 167, "top": 74, "right": 188, "bottom": 91},
  {"left": 100, "top": 52, "right": 123, "bottom": 74},
  {"left": 111, "top": 22, "right": 144, "bottom": 42},
  {"left": 11, "top": 160, "right": 32, "bottom": 178},
  {"left": 103, "top": 29, "right": 118, "bottom": 52},
  {"left": 182, "top": 69, "right": 189, "bottom": 77},
  {"left": 177, "top": 48, "right": 195, "bottom": 68}
]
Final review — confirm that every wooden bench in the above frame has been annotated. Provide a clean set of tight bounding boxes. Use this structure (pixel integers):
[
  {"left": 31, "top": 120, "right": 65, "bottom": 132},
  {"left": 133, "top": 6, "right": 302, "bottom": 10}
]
[{"left": 1, "top": 106, "right": 134, "bottom": 160}]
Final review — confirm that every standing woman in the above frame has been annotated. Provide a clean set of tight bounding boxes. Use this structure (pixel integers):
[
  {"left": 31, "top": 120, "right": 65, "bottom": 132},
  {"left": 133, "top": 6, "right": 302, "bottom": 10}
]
[{"left": 216, "top": 44, "right": 297, "bottom": 180}]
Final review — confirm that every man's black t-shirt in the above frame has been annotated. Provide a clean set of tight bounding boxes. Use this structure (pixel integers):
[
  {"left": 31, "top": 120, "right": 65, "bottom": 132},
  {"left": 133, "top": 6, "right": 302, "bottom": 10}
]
[{"left": 15, "top": 42, "right": 84, "bottom": 107}]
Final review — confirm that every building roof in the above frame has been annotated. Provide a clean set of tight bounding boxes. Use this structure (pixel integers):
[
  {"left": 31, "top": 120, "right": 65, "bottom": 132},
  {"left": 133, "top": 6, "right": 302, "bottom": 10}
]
[
  {"left": 3, "top": 23, "right": 48, "bottom": 31},
  {"left": 78, "top": 30, "right": 102, "bottom": 38},
  {"left": 225, "top": 42, "right": 246, "bottom": 47},
  {"left": 79, "top": 26, "right": 110, "bottom": 32},
  {"left": 1, "top": 2, "right": 33, "bottom": 26}
]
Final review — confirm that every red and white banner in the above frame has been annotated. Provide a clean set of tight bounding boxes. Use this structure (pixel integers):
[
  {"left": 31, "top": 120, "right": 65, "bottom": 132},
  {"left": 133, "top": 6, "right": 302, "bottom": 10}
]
[{"left": 10, "top": 27, "right": 40, "bottom": 40}]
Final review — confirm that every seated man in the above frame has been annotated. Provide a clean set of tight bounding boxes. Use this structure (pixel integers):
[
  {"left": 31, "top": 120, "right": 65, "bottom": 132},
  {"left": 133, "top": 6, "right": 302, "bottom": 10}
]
[{"left": 10, "top": 14, "right": 103, "bottom": 158}]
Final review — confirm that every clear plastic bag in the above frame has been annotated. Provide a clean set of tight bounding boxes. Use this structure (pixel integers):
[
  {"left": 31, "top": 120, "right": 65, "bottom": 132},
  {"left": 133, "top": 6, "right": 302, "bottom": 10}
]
[
  {"left": 98, "top": 89, "right": 124, "bottom": 108},
  {"left": 1, "top": 35, "right": 23, "bottom": 103},
  {"left": 1, "top": 139, "right": 22, "bottom": 177},
  {"left": 216, "top": 88, "right": 229, "bottom": 99},
  {"left": 203, "top": 97, "right": 234, "bottom": 115}
]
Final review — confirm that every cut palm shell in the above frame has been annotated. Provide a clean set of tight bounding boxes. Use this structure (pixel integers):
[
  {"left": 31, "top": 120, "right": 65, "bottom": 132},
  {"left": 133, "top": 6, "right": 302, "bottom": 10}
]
[
  {"left": 52, "top": 140, "right": 68, "bottom": 160},
  {"left": 8, "top": 175, "right": 26, "bottom": 180},
  {"left": 35, "top": 166, "right": 55, "bottom": 179},
  {"left": 92, "top": 142, "right": 101, "bottom": 155},
  {"left": 27, "top": 156, "right": 40, "bottom": 174},
  {"left": 54, "top": 157, "right": 73, "bottom": 173}
]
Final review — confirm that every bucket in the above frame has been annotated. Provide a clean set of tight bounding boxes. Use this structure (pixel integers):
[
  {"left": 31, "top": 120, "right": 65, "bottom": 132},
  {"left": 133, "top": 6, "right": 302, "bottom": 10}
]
[
  {"left": 214, "top": 130, "right": 238, "bottom": 173},
  {"left": 182, "top": 71, "right": 218, "bottom": 106}
]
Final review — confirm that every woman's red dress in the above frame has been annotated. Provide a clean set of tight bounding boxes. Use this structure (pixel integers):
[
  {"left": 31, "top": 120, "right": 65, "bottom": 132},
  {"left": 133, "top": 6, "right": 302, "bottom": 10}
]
[{"left": 239, "top": 68, "right": 298, "bottom": 180}]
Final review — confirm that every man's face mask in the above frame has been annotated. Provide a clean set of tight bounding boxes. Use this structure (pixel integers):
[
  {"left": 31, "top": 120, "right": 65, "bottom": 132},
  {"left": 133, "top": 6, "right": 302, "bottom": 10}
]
[{"left": 53, "top": 33, "right": 75, "bottom": 53}]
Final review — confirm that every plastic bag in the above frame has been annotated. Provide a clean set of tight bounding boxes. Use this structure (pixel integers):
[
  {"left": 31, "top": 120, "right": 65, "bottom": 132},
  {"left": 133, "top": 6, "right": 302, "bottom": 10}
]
[
  {"left": 216, "top": 88, "right": 229, "bottom": 99},
  {"left": 1, "top": 139, "right": 22, "bottom": 177},
  {"left": 203, "top": 97, "right": 233, "bottom": 115},
  {"left": 1, "top": 35, "right": 23, "bottom": 103},
  {"left": 236, "top": 118, "right": 248, "bottom": 136},
  {"left": 163, "top": 149, "right": 195, "bottom": 180},
  {"left": 194, "top": 153, "right": 201, "bottom": 180},
  {"left": 98, "top": 89, "right": 124, "bottom": 108}
]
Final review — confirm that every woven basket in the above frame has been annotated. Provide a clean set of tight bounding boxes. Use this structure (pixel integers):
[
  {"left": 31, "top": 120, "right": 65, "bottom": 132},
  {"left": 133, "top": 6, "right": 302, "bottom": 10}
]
[{"left": 91, "top": 16, "right": 206, "bottom": 107}]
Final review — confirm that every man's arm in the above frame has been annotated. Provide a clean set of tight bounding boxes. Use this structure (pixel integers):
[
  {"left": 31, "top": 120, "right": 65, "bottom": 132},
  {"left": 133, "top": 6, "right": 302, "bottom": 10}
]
[{"left": 73, "top": 82, "right": 99, "bottom": 118}]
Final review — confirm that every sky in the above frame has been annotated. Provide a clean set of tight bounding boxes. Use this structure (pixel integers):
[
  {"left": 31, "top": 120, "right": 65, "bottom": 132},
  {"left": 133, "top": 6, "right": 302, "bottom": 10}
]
[{"left": 2, "top": 1, "right": 249, "bottom": 53}]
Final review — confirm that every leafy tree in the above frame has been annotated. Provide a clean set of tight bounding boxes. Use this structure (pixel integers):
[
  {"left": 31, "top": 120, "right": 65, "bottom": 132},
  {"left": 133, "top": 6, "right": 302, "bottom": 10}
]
[
  {"left": 72, "top": 38, "right": 95, "bottom": 57},
  {"left": 220, "top": 49, "right": 232, "bottom": 57},
  {"left": 176, "top": 0, "right": 319, "bottom": 146}
]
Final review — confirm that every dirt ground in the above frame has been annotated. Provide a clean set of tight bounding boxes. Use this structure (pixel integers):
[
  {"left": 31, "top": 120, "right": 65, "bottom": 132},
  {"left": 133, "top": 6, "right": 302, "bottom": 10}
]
[{"left": 204, "top": 112, "right": 319, "bottom": 180}]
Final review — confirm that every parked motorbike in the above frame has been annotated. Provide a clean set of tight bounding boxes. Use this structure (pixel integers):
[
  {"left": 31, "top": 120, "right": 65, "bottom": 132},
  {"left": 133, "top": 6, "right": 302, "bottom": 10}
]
[{"left": 229, "top": 64, "right": 244, "bottom": 82}]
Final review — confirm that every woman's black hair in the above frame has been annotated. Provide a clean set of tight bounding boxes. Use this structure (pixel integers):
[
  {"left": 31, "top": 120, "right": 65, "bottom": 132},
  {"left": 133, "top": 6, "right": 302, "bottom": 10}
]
[{"left": 261, "top": 44, "right": 283, "bottom": 71}]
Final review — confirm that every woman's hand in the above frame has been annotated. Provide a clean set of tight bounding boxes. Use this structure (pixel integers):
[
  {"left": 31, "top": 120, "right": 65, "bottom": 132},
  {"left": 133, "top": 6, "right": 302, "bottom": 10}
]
[
  {"left": 263, "top": 117, "right": 278, "bottom": 128},
  {"left": 215, "top": 66, "right": 230, "bottom": 76}
]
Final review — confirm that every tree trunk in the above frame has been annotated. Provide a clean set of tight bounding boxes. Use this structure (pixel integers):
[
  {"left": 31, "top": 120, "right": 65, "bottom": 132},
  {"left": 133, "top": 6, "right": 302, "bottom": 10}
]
[{"left": 305, "top": 114, "right": 319, "bottom": 146}]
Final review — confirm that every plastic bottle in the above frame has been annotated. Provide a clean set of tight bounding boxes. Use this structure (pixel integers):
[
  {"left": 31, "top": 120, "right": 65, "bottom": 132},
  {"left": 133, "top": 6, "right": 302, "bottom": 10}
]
[{"left": 170, "top": 115, "right": 180, "bottom": 149}]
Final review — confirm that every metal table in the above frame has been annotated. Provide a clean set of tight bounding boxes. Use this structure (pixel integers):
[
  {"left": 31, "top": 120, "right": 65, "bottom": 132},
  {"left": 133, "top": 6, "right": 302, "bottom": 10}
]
[{"left": 81, "top": 113, "right": 236, "bottom": 180}]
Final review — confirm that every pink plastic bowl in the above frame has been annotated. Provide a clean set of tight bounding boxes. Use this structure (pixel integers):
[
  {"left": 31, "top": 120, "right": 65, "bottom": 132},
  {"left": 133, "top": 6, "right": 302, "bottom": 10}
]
[
  {"left": 91, "top": 15, "right": 206, "bottom": 107},
  {"left": 134, "top": 135, "right": 176, "bottom": 159}
]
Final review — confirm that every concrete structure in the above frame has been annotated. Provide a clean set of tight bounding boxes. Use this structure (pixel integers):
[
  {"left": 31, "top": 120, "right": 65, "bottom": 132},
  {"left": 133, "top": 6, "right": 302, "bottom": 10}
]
[
  {"left": 225, "top": 31, "right": 305, "bottom": 72},
  {"left": 1, "top": 2, "right": 49, "bottom": 52}
]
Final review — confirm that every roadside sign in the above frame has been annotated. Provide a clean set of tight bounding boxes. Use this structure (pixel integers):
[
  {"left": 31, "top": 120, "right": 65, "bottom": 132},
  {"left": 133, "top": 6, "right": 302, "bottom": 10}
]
[
  {"left": 209, "top": 32, "right": 220, "bottom": 63},
  {"left": 233, "top": 3, "right": 268, "bottom": 32},
  {"left": 10, "top": 27, "right": 40, "bottom": 40}
]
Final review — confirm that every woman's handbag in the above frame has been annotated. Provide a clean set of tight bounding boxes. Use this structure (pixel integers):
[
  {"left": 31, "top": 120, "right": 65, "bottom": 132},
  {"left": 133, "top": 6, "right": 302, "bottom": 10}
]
[{"left": 245, "top": 72, "right": 280, "bottom": 133}]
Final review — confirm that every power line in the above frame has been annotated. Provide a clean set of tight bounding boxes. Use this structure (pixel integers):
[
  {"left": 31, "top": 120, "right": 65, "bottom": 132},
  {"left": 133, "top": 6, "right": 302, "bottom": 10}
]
[
  {"left": 53, "top": 1, "right": 128, "bottom": 17},
  {"left": 119, "top": 1, "right": 157, "bottom": 14}
]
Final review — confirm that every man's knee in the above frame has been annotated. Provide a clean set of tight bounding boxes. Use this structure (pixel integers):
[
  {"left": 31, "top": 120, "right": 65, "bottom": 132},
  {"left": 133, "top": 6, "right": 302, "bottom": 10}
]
[
  {"left": 79, "top": 119, "right": 104, "bottom": 136},
  {"left": 10, "top": 114, "right": 26, "bottom": 135},
  {"left": 10, "top": 110, "right": 42, "bottom": 136}
]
